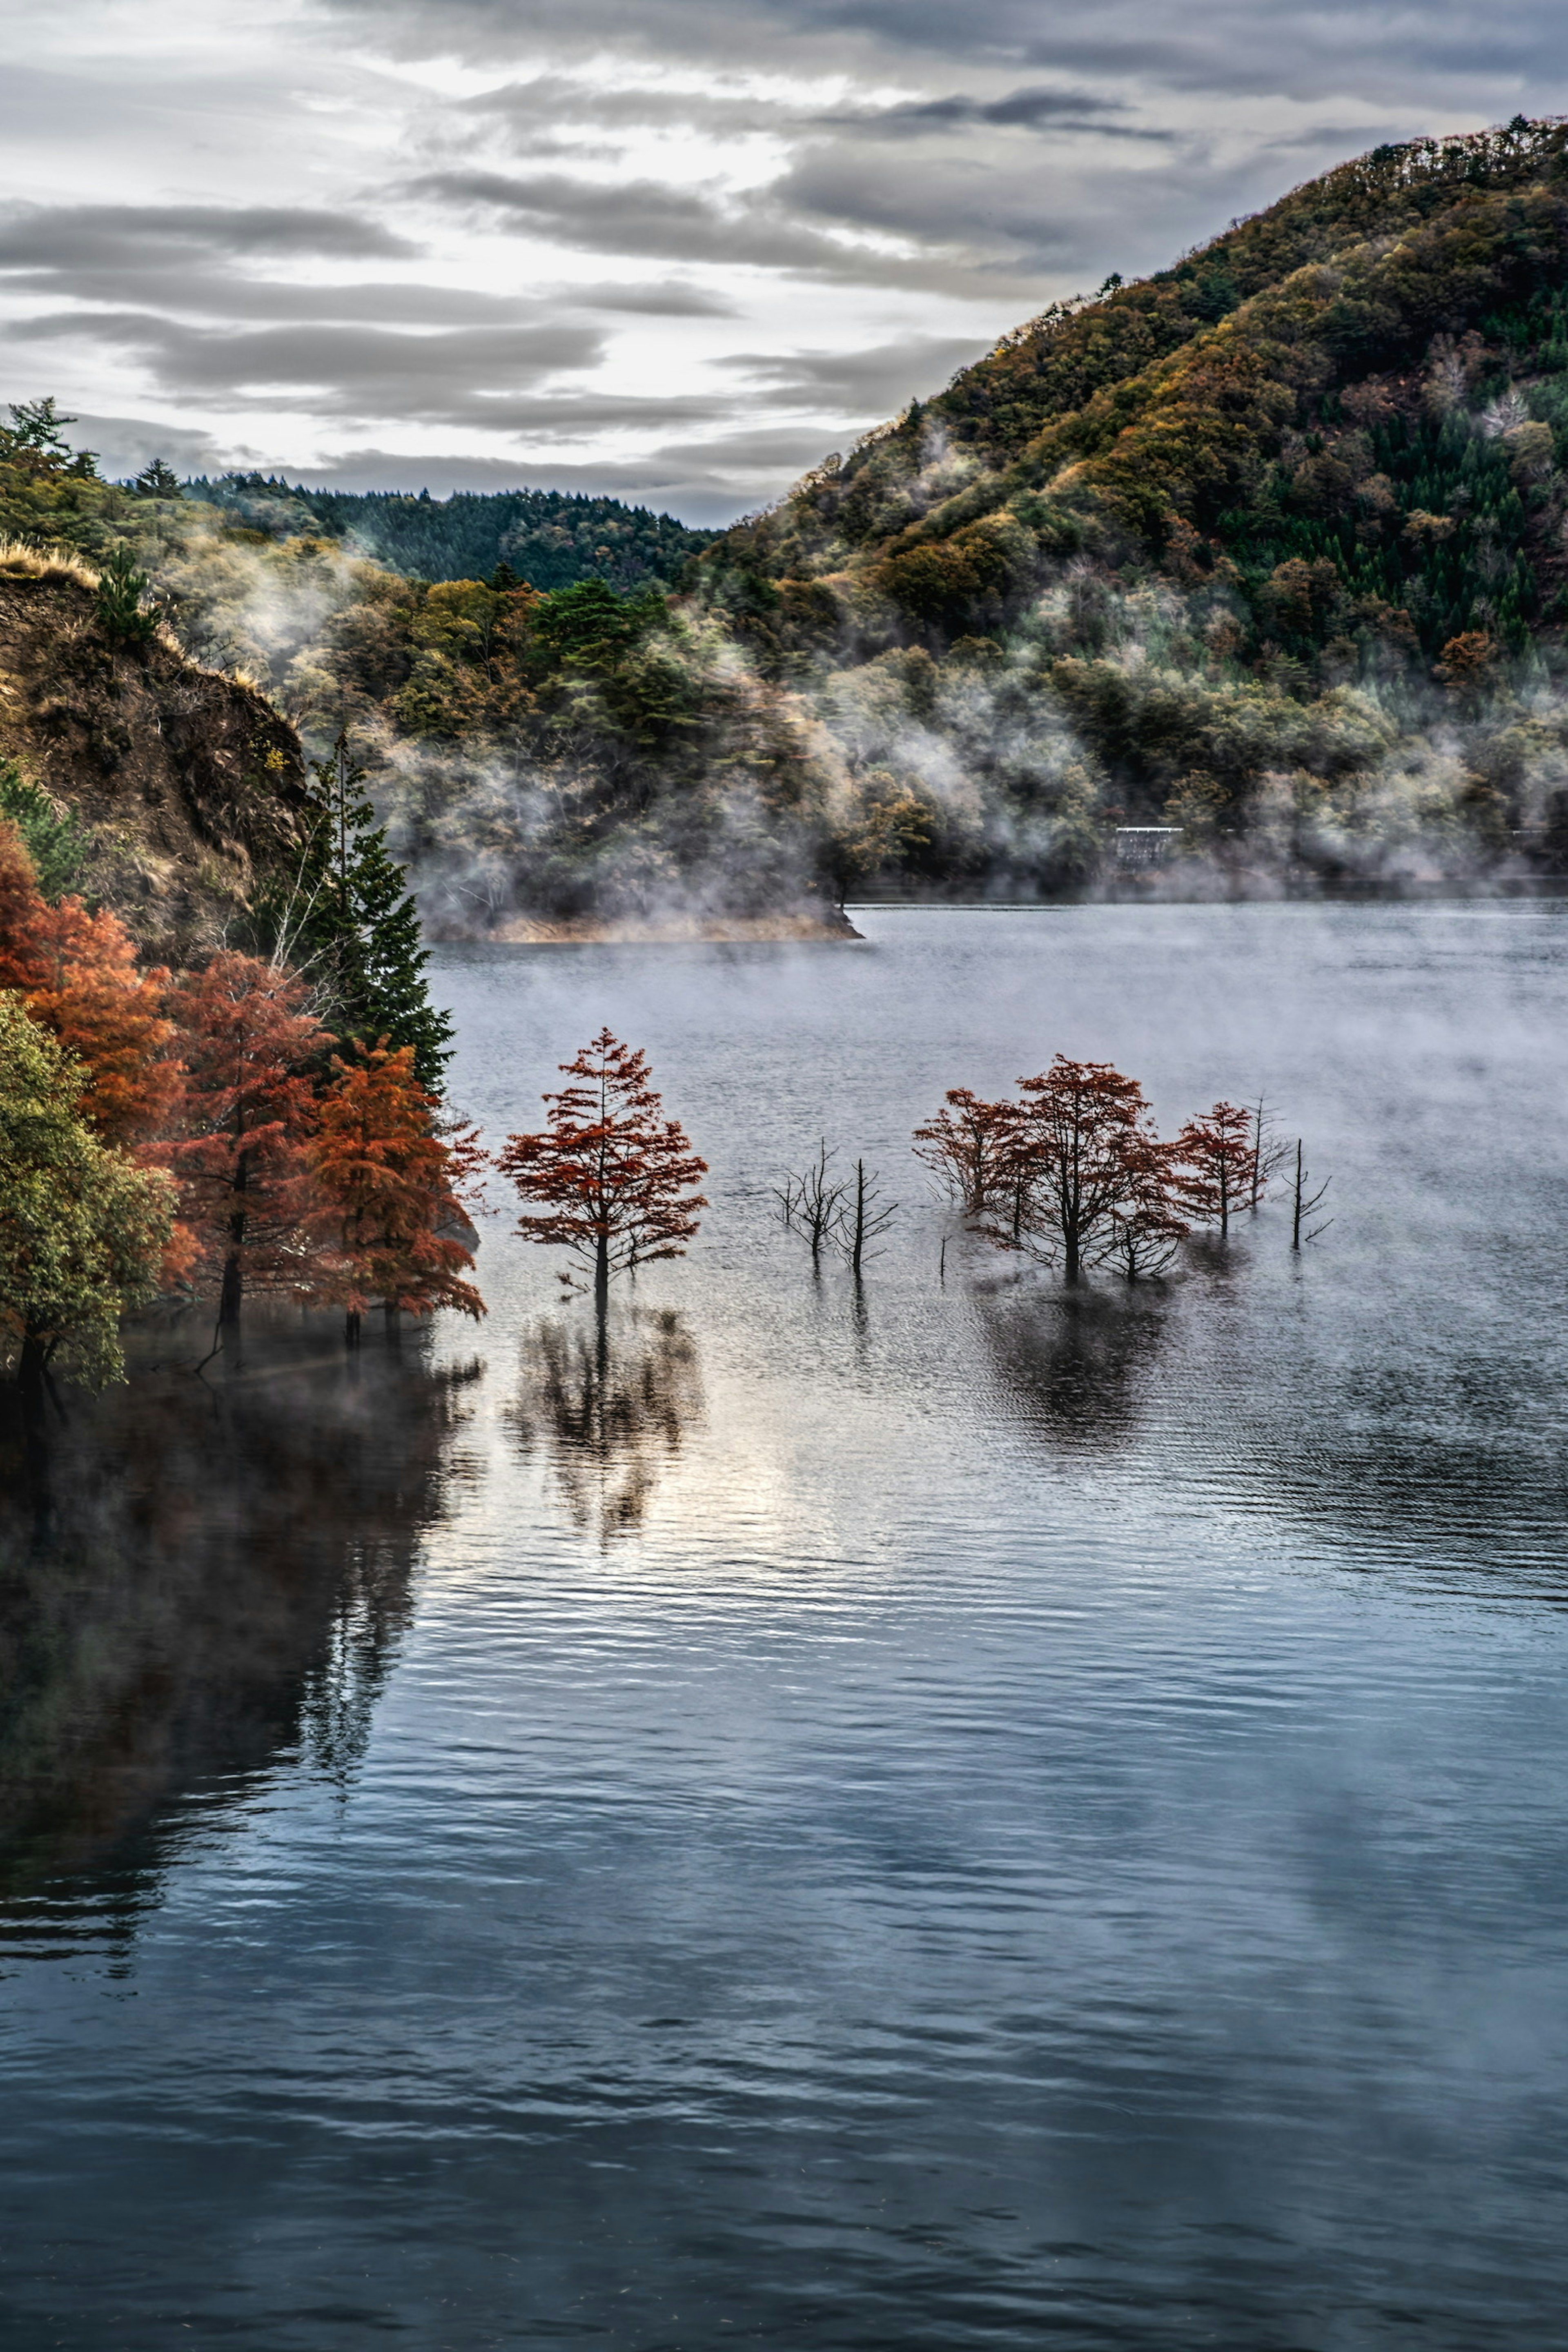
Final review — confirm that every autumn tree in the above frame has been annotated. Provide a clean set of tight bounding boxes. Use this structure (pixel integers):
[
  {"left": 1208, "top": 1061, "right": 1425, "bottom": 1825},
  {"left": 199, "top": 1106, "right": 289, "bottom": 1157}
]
[
  {"left": 167, "top": 953, "right": 328, "bottom": 1334},
  {"left": 913, "top": 1087, "right": 1020, "bottom": 1218},
  {"left": 498, "top": 1029, "right": 707, "bottom": 1310},
  {"left": 1105, "top": 1134, "right": 1189, "bottom": 1278},
  {"left": 310, "top": 1039, "right": 486, "bottom": 1346},
  {"left": 982, "top": 1055, "right": 1169, "bottom": 1282},
  {"left": 0, "top": 994, "right": 174, "bottom": 1411},
  {"left": 1175, "top": 1100, "right": 1255, "bottom": 1238},
  {"left": 0, "top": 819, "right": 179, "bottom": 1147}
]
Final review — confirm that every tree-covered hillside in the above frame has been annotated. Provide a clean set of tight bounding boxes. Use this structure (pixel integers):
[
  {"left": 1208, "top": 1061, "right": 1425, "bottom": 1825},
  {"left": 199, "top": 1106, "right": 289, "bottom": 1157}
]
[
  {"left": 186, "top": 478, "right": 714, "bottom": 592},
  {"left": 695, "top": 117, "right": 1568, "bottom": 886}
]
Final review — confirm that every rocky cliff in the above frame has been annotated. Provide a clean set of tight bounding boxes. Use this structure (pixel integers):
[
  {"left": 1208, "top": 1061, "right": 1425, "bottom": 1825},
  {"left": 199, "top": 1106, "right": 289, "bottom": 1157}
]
[{"left": 0, "top": 546, "right": 310, "bottom": 956}]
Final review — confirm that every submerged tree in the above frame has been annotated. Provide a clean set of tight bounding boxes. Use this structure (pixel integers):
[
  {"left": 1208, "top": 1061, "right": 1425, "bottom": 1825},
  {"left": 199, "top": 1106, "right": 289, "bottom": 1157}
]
[
  {"left": 913, "top": 1087, "right": 1020, "bottom": 1218},
  {"left": 0, "top": 995, "right": 173, "bottom": 1412},
  {"left": 838, "top": 1159, "right": 898, "bottom": 1277},
  {"left": 1175, "top": 1100, "right": 1255, "bottom": 1238},
  {"left": 991, "top": 1056, "right": 1169, "bottom": 1283},
  {"left": 310, "top": 1040, "right": 486, "bottom": 1347},
  {"left": 775, "top": 1139, "right": 849, "bottom": 1265},
  {"left": 1291, "top": 1140, "right": 1333, "bottom": 1249},
  {"left": 499, "top": 1029, "right": 707, "bottom": 1311},
  {"left": 1105, "top": 1133, "right": 1189, "bottom": 1278}
]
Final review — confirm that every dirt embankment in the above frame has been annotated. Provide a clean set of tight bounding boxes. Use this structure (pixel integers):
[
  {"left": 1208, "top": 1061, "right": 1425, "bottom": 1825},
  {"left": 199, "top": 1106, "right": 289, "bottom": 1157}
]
[{"left": 0, "top": 552, "right": 311, "bottom": 958}]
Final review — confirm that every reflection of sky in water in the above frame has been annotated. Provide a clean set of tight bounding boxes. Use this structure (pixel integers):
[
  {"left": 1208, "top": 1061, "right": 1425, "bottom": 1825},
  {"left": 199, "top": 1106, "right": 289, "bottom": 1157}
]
[{"left": 2, "top": 905, "right": 1567, "bottom": 2350}]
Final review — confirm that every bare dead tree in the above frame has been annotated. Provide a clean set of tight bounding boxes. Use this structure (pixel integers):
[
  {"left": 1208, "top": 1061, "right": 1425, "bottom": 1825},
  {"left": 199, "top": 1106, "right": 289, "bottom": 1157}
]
[
  {"left": 1291, "top": 1139, "right": 1333, "bottom": 1249},
  {"left": 776, "top": 1140, "right": 850, "bottom": 1265},
  {"left": 1248, "top": 1096, "right": 1291, "bottom": 1211},
  {"left": 837, "top": 1159, "right": 898, "bottom": 1277}
]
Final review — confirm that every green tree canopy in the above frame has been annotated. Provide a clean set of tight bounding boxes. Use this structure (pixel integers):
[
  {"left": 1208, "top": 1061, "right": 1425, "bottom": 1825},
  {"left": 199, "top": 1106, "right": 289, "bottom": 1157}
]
[
  {"left": 0, "top": 993, "right": 173, "bottom": 1392},
  {"left": 262, "top": 732, "right": 451, "bottom": 1089}
]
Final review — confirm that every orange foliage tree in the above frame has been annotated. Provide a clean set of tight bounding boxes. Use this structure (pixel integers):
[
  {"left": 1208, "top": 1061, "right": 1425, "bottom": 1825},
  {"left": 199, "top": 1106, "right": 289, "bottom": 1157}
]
[
  {"left": 1174, "top": 1100, "right": 1254, "bottom": 1238},
  {"left": 0, "top": 820, "right": 178, "bottom": 1147},
  {"left": 913, "top": 1086, "right": 1021, "bottom": 1218},
  {"left": 933, "top": 1054, "right": 1186, "bottom": 1282},
  {"left": 499, "top": 1029, "right": 707, "bottom": 1310},
  {"left": 167, "top": 952, "right": 328, "bottom": 1332},
  {"left": 310, "top": 1039, "right": 486, "bottom": 1345},
  {"left": 1002, "top": 1057, "right": 1169, "bottom": 1281}
]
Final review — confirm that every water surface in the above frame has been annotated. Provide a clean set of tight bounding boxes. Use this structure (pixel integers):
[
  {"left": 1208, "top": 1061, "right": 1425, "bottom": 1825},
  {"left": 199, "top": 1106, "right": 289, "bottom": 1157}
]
[{"left": 2, "top": 904, "right": 1566, "bottom": 2350}]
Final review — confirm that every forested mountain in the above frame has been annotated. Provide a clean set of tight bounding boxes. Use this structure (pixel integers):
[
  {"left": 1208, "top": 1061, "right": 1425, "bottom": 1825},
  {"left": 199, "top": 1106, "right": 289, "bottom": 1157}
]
[
  {"left": 186, "top": 478, "right": 714, "bottom": 592},
  {"left": 695, "top": 116, "right": 1568, "bottom": 888},
  {"left": 13, "top": 119, "right": 1568, "bottom": 929}
]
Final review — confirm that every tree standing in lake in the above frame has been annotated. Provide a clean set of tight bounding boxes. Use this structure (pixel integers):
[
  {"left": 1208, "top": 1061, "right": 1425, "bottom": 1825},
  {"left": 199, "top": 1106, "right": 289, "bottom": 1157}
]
[
  {"left": 499, "top": 1030, "right": 707, "bottom": 1312},
  {"left": 1175, "top": 1101, "right": 1255, "bottom": 1239}
]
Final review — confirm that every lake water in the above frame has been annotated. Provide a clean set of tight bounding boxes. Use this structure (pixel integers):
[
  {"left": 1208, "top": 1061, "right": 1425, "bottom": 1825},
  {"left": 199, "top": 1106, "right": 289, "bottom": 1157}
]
[{"left": 2, "top": 904, "right": 1567, "bottom": 2351}]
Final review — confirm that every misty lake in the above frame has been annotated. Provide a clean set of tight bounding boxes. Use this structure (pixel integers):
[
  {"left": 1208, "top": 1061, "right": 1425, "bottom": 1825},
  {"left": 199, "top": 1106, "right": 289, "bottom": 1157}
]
[{"left": 3, "top": 903, "right": 1568, "bottom": 2351}]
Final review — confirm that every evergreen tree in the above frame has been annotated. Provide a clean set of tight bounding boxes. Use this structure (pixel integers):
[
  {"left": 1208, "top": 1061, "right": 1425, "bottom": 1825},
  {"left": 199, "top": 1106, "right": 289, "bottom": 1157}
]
[
  {"left": 133, "top": 457, "right": 183, "bottom": 498},
  {"left": 265, "top": 732, "right": 451, "bottom": 1089}
]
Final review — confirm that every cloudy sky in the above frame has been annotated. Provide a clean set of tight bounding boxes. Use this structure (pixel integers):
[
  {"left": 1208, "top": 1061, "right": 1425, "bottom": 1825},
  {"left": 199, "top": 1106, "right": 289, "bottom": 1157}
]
[{"left": 0, "top": 0, "right": 1561, "bottom": 523}]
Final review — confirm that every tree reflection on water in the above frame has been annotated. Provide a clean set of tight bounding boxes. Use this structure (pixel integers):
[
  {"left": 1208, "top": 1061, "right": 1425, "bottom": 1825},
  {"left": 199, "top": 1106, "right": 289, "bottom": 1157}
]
[
  {"left": 978, "top": 1281, "right": 1172, "bottom": 1453},
  {"left": 0, "top": 1323, "right": 480, "bottom": 1945},
  {"left": 509, "top": 1307, "right": 704, "bottom": 1545}
]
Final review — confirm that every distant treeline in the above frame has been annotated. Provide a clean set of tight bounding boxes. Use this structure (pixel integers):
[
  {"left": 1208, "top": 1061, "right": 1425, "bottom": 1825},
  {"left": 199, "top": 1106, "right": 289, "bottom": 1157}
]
[{"left": 183, "top": 476, "right": 716, "bottom": 591}]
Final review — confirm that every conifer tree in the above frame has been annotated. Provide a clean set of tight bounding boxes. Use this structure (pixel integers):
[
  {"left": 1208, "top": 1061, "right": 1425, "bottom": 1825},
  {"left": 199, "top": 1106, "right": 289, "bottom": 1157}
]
[
  {"left": 167, "top": 953, "right": 328, "bottom": 1333},
  {"left": 310, "top": 1040, "right": 485, "bottom": 1345},
  {"left": 263, "top": 731, "right": 451, "bottom": 1089},
  {"left": 499, "top": 1029, "right": 706, "bottom": 1311},
  {"left": 1174, "top": 1102, "right": 1255, "bottom": 1238}
]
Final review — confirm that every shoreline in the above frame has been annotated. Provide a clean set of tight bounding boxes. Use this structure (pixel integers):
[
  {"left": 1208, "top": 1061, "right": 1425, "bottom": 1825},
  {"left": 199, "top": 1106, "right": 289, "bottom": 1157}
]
[{"left": 441, "top": 910, "right": 864, "bottom": 945}]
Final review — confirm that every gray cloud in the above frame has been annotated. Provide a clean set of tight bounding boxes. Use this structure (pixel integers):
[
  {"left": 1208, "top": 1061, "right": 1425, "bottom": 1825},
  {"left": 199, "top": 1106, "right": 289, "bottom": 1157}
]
[
  {"left": 573, "top": 281, "right": 738, "bottom": 316},
  {"left": 10, "top": 309, "right": 607, "bottom": 421},
  {"left": 0, "top": 201, "right": 416, "bottom": 266},
  {"left": 319, "top": 0, "right": 1568, "bottom": 96},
  {"left": 410, "top": 167, "right": 927, "bottom": 280},
  {"left": 724, "top": 334, "right": 989, "bottom": 409}
]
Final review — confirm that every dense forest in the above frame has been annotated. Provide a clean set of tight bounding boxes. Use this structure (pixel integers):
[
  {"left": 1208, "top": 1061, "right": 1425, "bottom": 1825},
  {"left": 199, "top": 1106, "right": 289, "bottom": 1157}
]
[
  {"left": 185, "top": 477, "right": 715, "bottom": 592},
  {"left": 13, "top": 119, "right": 1568, "bottom": 927}
]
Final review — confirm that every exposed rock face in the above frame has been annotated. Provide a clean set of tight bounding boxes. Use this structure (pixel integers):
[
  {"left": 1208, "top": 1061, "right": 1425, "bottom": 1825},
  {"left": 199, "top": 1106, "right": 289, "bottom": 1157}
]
[{"left": 0, "top": 552, "right": 310, "bottom": 958}]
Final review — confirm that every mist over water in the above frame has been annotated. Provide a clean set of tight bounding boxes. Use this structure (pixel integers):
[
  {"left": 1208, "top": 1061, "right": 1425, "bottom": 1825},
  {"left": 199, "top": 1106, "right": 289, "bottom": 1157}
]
[{"left": 2, "top": 905, "right": 1567, "bottom": 2350}]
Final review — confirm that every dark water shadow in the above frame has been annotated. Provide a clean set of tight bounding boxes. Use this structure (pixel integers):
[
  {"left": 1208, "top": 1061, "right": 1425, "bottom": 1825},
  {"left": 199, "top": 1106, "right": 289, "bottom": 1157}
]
[
  {"left": 0, "top": 1319, "right": 481, "bottom": 1945},
  {"left": 508, "top": 1307, "right": 704, "bottom": 1546},
  {"left": 977, "top": 1279, "right": 1173, "bottom": 1456}
]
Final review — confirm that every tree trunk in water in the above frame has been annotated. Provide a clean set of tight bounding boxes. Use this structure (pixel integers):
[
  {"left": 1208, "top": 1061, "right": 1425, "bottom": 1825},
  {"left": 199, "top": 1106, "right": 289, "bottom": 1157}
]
[
  {"left": 594, "top": 1229, "right": 610, "bottom": 1316},
  {"left": 18, "top": 1330, "right": 47, "bottom": 1440},
  {"left": 345, "top": 1309, "right": 361, "bottom": 1350},
  {"left": 220, "top": 1155, "right": 247, "bottom": 1333},
  {"left": 383, "top": 1302, "right": 402, "bottom": 1345},
  {"left": 1064, "top": 1224, "right": 1080, "bottom": 1284}
]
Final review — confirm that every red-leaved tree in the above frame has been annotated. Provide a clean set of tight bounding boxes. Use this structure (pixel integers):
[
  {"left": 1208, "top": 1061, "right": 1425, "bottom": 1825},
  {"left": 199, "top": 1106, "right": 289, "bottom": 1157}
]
[
  {"left": 498, "top": 1029, "right": 707, "bottom": 1309},
  {"left": 310, "top": 1039, "right": 486, "bottom": 1345},
  {"left": 167, "top": 952, "right": 328, "bottom": 1331},
  {"left": 1175, "top": 1100, "right": 1254, "bottom": 1238},
  {"left": 984, "top": 1055, "right": 1171, "bottom": 1282},
  {"left": 913, "top": 1086, "right": 1021, "bottom": 1218},
  {"left": 0, "top": 820, "right": 179, "bottom": 1147}
]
